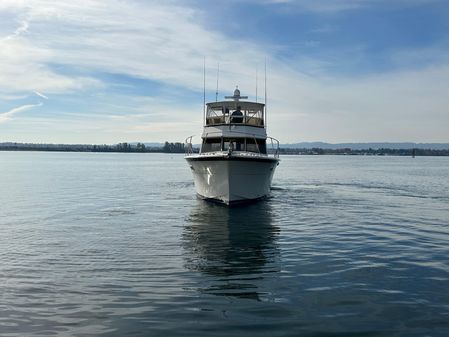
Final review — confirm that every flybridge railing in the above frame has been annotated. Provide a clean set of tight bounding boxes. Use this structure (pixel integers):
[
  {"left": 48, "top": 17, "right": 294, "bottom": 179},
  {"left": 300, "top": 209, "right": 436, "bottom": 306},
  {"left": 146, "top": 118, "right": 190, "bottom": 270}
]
[{"left": 185, "top": 132, "right": 280, "bottom": 158}]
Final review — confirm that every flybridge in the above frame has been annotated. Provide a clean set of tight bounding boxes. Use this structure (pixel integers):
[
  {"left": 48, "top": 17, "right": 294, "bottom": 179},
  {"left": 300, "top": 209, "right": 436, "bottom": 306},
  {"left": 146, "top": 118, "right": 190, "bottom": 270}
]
[{"left": 205, "top": 88, "right": 265, "bottom": 127}]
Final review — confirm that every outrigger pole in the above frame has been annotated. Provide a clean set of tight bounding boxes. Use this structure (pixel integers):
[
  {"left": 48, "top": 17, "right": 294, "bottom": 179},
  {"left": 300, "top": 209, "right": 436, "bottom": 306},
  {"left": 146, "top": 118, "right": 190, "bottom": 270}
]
[
  {"left": 215, "top": 62, "right": 220, "bottom": 102},
  {"left": 256, "top": 66, "right": 258, "bottom": 103},
  {"left": 203, "top": 57, "right": 206, "bottom": 126},
  {"left": 264, "top": 58, "right": 267, "bottom": 127}
]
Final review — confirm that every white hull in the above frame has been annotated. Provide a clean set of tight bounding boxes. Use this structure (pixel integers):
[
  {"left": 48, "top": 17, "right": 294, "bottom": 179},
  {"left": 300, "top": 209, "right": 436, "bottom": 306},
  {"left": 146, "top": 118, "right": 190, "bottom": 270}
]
[{"left": 185, "top": 153, "right": 279, "bottom": 204}]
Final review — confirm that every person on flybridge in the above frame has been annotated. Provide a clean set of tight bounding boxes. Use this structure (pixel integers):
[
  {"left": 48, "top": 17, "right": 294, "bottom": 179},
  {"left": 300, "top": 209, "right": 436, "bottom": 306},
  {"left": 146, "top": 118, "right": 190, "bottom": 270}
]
[{"left": 231, "top": 106, "right": 243, "bottom": 123}]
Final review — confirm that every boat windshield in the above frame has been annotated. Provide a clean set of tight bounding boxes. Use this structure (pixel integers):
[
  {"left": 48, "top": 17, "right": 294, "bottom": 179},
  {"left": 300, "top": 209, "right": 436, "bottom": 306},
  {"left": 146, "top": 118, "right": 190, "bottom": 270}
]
[{"left": 201, "top": 137, "right": 267, "bottom": 154}]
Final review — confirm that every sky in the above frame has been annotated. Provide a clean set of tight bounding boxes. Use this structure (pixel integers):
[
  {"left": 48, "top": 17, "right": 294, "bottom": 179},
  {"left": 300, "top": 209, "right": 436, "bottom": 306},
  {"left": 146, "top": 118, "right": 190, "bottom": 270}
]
[{"left": 0, "top": 0, "right": 448, "bottom": 144}]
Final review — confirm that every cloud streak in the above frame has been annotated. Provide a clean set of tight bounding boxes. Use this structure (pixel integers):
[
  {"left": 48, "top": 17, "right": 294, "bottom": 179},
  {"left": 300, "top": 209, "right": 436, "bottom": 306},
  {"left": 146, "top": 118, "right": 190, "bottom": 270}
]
[
  {"left": 0, "top": 103, "right": 43, "bottom": 123},
  {"left": 34, "top": 91, "right": 49, "bottom": 99}
]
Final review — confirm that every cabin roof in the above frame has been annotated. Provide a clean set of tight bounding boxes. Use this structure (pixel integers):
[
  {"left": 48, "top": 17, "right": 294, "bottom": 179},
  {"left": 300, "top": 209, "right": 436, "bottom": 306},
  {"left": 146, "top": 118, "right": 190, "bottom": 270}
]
[{"left": 206, "top": 101, "right": 265, "bottom": 110}]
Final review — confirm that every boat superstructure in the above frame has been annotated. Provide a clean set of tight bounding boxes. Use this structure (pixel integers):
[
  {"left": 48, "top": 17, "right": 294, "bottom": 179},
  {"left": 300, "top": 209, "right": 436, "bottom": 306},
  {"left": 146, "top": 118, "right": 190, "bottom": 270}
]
[{"left": 185, "top": 87, "right": 279, "bottom": 205}]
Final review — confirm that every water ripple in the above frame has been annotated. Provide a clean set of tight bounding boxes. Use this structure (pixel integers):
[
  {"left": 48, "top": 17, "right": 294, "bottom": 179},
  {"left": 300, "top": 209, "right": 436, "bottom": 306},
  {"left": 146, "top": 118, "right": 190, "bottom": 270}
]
[{"left": 0, "top": 153, "right": 448, "bottom": 336}]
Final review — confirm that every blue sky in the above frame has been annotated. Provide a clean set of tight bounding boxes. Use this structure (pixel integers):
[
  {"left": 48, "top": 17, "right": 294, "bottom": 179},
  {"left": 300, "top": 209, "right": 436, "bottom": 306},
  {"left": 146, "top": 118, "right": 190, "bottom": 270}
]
[{"left": 1, "top": 0, "right": 448, "bottom": 144}]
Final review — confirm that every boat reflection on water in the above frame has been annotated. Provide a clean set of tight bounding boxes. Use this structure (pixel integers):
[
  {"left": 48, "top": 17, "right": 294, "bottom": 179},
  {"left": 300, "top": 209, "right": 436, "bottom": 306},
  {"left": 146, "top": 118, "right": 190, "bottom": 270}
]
[{"left": 182, "top": 200, "right": 280, "bottom": 301}]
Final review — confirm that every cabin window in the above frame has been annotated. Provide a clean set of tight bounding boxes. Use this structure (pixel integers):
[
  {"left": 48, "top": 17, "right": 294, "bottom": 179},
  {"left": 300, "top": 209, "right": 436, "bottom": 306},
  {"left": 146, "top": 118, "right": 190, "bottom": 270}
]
[
  {"left": 246, "top": 138, "right": 258, "bottom": 153},
  {"left": 223, "top": 138, "right": 245, "bottom": 151},
  {"left": 201, "top": 138, "right": 221, "bottom": 153},
  {"left": 202, "top": 137, "right": 267, "bottom": 154},
  {"left": 257, "top": 139, "right": 267, "bottom": 154},
  {"left": 224, "top": 138, "right": 266, "bottom": 154},
  {"left": 246, "top": 138, "right": 267, "bottom": 154}
]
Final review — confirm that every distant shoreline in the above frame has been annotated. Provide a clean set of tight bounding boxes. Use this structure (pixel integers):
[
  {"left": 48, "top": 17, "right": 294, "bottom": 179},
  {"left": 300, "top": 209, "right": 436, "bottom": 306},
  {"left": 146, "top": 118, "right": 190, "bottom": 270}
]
[
  {"left": 1, "top": 142, "right": 449, "bottom": 156},
  {"left": 0, "top": 142, "right": 187, "bottom": 154}
]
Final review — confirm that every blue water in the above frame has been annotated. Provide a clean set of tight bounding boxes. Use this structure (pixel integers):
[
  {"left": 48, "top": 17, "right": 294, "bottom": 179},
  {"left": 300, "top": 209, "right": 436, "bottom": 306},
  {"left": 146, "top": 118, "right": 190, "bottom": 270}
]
[{"left": 1, "top": 152, "right": 448, "bottom": 336}]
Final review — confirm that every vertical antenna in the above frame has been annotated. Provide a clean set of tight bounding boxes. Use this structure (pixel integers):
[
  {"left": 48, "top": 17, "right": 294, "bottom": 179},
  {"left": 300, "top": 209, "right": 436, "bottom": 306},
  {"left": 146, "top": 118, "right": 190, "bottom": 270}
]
[
  {"left": 203, "top": 56, "right": 206, "bottom": 126},
  {"left": 264, "top": 58, "right": 267, "bottom": 128},
  {"left": 215, "top": 62, "right": 220, "bottom": 102},
  {"left": 255, "top": 66, "right": 258, "bottom": 103}
]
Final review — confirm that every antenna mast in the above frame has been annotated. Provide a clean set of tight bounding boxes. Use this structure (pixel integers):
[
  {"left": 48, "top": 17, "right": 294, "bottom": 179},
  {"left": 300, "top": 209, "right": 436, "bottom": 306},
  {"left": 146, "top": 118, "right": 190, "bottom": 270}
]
[
  {"left": 215, "top": 62, "right": 220, "bottom": 102},
  {"left": 203, "top": 57, "right": 206, "bottom": 126},
  {"left": 255, "top": 66, "right": 258, "bottom": 103},
  {"left": 264, "top": 59, "right": 267, "bottom": 127}
]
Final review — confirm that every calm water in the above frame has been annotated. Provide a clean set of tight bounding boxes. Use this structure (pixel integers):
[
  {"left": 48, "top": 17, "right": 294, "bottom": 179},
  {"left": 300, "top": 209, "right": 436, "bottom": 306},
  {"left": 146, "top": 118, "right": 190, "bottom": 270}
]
[{"left": 1, "top": 152, "right": 449, "bottom": 336}]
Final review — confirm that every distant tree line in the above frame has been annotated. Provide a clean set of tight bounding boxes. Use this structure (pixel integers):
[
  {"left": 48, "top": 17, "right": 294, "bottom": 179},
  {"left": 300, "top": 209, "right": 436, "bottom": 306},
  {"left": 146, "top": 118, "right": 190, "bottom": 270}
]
[
  {"left": 0, "top": 142, "right": 194, "bottom": 154},
  {"left": 162, "top": 142, "right": 185, "bottom": 153}
]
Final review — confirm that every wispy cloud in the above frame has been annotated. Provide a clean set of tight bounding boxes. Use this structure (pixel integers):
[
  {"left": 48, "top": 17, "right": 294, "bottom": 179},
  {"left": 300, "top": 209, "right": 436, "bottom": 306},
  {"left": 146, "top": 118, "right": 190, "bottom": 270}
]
[
  {"left": 262, "top": 0, "right": 442, "bottom": 12},
  {"left": 0, "top": 1, "right": 265, "bottom": 94},
  {"left": 0, "top": 0, "right": 447, "bottom": 142},
  {"left": 0, "top": 102, "right": 42, "bottom": 123},
  {"left": 0, "top": 94, "right": 28, "bottom": 101},
  {"left": 34, "top": 91, "right": 49, "bottom": 99},
  {"left": 1, "top": 0, "right": 446, "bottom": 94}
]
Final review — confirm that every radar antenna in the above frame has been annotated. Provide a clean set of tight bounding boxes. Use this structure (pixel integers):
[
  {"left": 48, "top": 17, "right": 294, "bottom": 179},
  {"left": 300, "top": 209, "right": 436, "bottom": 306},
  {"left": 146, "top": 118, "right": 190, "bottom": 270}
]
[{"left": 225, "top": 86, "right": 248, "bottom": 101}]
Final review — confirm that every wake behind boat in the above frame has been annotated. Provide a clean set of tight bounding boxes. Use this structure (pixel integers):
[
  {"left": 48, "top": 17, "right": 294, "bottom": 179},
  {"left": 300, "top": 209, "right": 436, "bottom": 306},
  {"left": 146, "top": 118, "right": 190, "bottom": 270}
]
[{"left": 185, "top": 87, "right": 280, "bottom": 205}]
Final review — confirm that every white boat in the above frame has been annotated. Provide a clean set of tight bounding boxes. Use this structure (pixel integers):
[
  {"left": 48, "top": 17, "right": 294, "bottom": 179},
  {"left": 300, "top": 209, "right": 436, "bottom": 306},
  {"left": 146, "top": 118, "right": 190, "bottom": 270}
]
[{"left": 185, "top": 87, "right": 280, "bottom": 205}]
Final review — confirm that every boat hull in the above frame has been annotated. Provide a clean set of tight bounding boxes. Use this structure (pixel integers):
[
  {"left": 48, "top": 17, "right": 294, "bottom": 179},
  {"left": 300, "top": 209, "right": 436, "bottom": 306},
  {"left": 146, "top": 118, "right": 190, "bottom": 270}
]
[{"left": 185, "top": 155, "right": 279, "bottom": 204}]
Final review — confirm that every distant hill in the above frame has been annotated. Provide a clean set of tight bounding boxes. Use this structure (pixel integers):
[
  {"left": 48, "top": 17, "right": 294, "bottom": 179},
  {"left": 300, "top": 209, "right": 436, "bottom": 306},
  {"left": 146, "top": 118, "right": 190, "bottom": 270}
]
[{"left": 280, "top": 142, "right": 449, "bottom": 150}]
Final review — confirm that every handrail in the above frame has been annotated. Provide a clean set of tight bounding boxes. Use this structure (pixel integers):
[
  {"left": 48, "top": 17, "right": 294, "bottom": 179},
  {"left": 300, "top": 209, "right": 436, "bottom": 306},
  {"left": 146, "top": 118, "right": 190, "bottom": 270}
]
[
  {"left": 185, "top": 135, "right": 194, "bottom": 155},
  {"left": 267, "top": 136, "right": 280, "bottom": 158}
]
